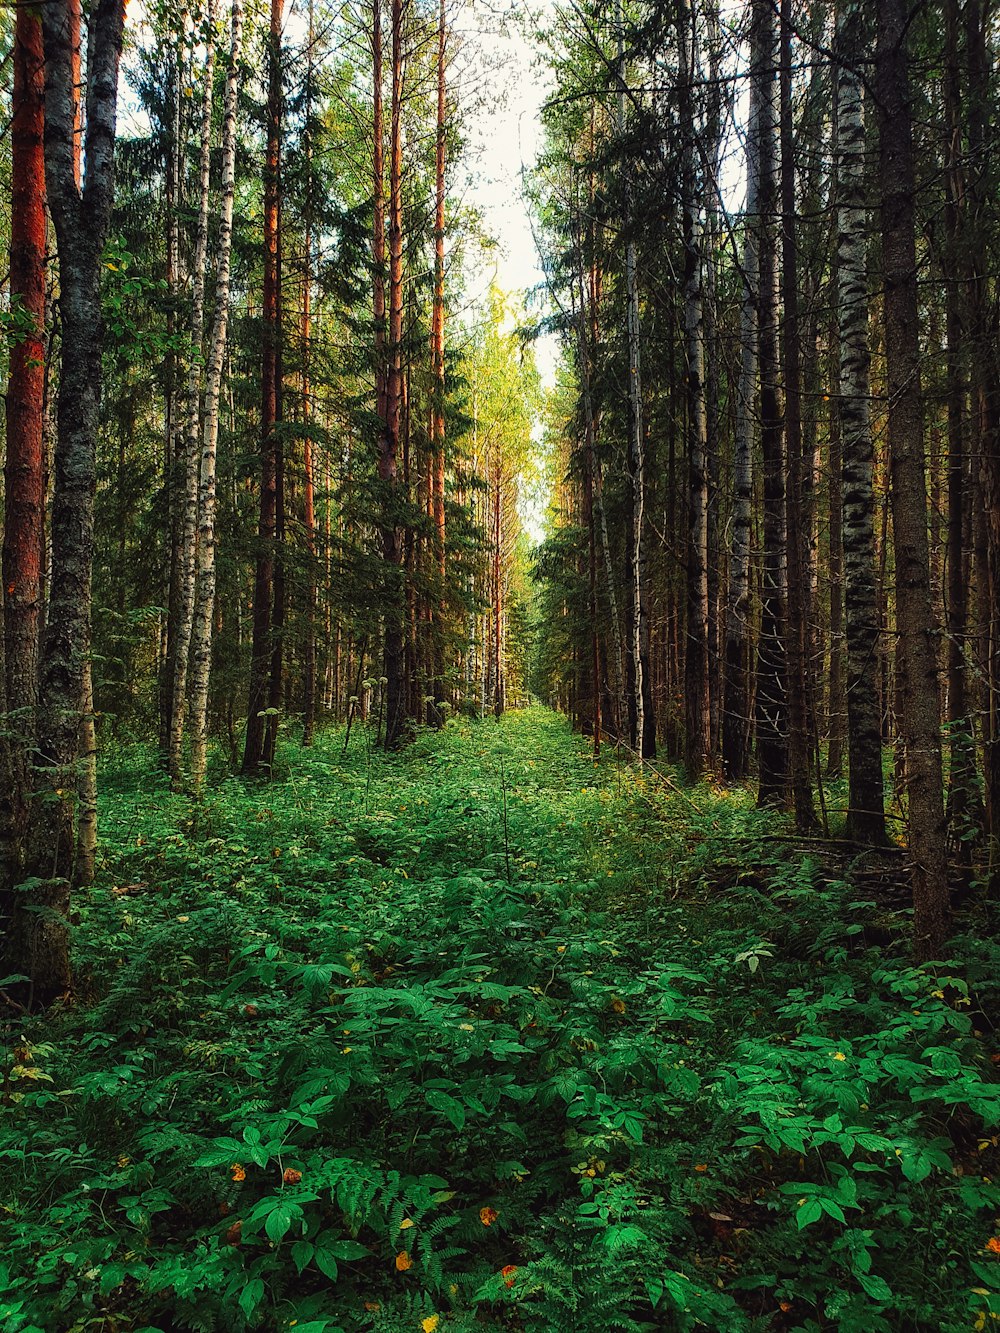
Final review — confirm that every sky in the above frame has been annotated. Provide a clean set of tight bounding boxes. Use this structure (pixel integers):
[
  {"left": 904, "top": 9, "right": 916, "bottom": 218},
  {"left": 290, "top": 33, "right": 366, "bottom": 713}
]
[{"left": 453, "top": 0, "right": 560, "bottom": 389}]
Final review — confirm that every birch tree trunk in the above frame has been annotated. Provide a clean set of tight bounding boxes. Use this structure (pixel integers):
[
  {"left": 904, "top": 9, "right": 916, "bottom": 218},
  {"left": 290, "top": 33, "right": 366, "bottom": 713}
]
[
  {"left": 188, "top": 0, "right": 244, "bottom": 790},
  {"left": 835, "top": 3, "right": 886, "bottom": 844},
  {"left": 168, "top": 0, "right": 217, "bottom": 786}
]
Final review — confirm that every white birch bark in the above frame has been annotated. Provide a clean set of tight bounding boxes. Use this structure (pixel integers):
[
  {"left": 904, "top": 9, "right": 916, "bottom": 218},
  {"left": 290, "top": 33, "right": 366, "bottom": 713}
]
[
  {"left": 188, "top": 0, "right": 245, "bottom": 790},
  {"left": 167, "top": 0, "right": 217, "bottom": 785}
]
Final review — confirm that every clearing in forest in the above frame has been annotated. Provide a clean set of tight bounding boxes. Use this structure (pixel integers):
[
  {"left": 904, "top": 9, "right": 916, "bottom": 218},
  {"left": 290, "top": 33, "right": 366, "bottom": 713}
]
[{"left": 3, "top": 709, "right": 999, "bottom": 1332}]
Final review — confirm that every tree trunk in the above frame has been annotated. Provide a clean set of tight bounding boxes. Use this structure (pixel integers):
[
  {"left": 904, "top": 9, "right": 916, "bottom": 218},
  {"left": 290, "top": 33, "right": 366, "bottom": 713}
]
[
  {"left": 189, "top": 0, "right": 244, "bottom": 790},
  {"left": 680, "top": 0, "right": 711, "bottom": 782},
  {"left": 940, "top": 0, "right": 981, "bottom": 864},
  {"left": 779, "top": 0, "right": 815, "bottom": 829},
  {"left": 8, "top": 0, "right": 127, "bottom": 1005},
  {"left": 429, "top": 0, "right": 448, "bottom": 721},
  {"left": 836, "top": 2, "right": 886, "bottom": 845},
  {"left": 876, "top": 0, "right": 949, "bottom": 956},
  {"left": 168, "top": 0, "right": 217, "bottom": 786},
  {"left": 722, "top": 3, "right": 760, "bottom": 782},
  {"left": 4, "top": 0, "right": 46, "bottom": 730},
  {"left": 1, "top": 0, "right": 47, "bottom": 901},
  {"left": 159, "top": 65, "right": 184, "bottom": 759},
  {"left": 243, "top": 0, "right": 284, "bottom": 776},
  {"left": 755, "top": 0, "right": 788, "bottom": 807},
  {"left": 301, "top": 19, "right": 318, "bottom": 746},
  {"left": 615, "top": 0, "right": 653, "bottom": 758},
  {"left": 379, "top": 0, "right": 407, "bottom": 749}
]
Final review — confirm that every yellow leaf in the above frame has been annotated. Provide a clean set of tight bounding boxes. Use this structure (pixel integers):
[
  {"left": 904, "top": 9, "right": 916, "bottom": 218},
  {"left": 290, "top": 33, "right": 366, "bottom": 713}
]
[
  {"left": 421, "top": 1317, "right": 440, "bottom": 1332},
  {"left": 400, "top": 1218, "right": 414, "bottom": 1230}
]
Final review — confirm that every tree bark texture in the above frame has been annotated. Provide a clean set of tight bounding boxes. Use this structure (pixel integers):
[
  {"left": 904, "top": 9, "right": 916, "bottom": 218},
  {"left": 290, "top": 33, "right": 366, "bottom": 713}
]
[
  {"left": 243, "top": 0, "right": 284, "bottom": 776},
  {"left": 877, "top": 0, "right": 949, "bottom": 956},
  {"left": 836, "top": 3, "right": 886, "bottom": 845}
]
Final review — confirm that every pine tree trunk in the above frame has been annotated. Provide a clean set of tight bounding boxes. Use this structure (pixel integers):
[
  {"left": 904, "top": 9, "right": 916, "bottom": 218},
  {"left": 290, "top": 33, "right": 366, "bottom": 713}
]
[
  {"left": 876, "top": 0, "right": 949, "bottom": 956},
  {"left": 300, "top": 0, "right": 318, "bottom": 747},
  {"left": 942, "top": 0, "right": 980, "bottom": 862},
  {"left": 4, "top": 0, "right": 46, "bottom": 730},
  {"left": 615, "top": 0, "right": 653, "bottom": 758},
  {"left": 836, "top": 3, "right": 886, "bottom": 844},
  {"left": 10, "top": 0, "right": 126, "bottom": 1005},
  {"left": 722, "top": 4, "right": 760, "bottom": 782},
  {"left": 159, "top": 66, "right": 184, "bottom": 759},
  {"left": 680, "top": 0, "right": 710, "bottom": 782},
  {"left": 380, "top": 0, "right": 407, "bottom": 749},
  {"left": 429, "top": 0, "right": 448, "bottom": 721},
  {"left": 243, "top": 0, "right": 284, "bottom": 776},
  {"left": 1, "top": 0, "right": 47, "bottom": 900},
  {"left": 962, "top": 0, "right": 1000, "bottom": 889}
]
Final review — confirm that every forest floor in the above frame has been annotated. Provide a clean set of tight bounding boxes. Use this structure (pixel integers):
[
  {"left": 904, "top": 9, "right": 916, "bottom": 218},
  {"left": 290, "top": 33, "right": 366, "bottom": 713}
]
[{"left": 2, "top": 708, "right": 1000, "bottom": 1333}]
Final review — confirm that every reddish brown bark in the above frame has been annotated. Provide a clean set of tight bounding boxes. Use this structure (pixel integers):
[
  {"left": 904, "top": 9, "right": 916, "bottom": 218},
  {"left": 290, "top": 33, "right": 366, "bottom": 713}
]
[
  {"left": 4, "top": 0, "right": 47, "bottom": 728},
  {"left": 379, "top": 0, "right": 406, "bottom": 748},
  {"left": 1, "top": 0, "right": 47, "bottom": 945},
  {"left": 429, "top": 0, "right": 447, "bottom": 716}
]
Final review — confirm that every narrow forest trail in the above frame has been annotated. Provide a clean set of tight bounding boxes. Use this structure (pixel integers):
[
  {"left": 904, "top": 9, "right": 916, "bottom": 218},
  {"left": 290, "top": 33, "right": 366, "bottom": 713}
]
[{"left": 4, "top": 712, "right": 999, "bottom": 1333}]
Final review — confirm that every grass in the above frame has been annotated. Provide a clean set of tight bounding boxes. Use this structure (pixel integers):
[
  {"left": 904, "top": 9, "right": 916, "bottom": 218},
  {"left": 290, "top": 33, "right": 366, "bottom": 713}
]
[{"left": 2, "top": 707, "right": 999, "bottom": 1332}]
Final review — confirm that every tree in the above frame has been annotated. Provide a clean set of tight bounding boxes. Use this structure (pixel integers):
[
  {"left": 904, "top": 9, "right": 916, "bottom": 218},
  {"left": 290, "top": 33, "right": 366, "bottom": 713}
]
[
  {"left": 188, "top": 0, "right": 245, "bottom": 789},
  {"left": 876, "top": 0, "right": 949, "bottom": 955},
  {"left": 3, "top": 0, "right": 128, "bottom": 1003},
  {"left": 679, "top": 0, "right": 711, "bottom": 782},
  {"left": 835, "top": 1, "right": 886, "bottom": 846},
  {"left": 755, "top": 0, "right": 788, "bottom": 808},
  {"left": 243, "top": 0, "right": 286, "bottom": 776}
]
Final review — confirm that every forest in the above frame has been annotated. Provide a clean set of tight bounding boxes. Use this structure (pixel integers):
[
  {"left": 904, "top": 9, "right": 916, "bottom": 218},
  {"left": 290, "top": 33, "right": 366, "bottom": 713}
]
[{"left": 1, "top": 0, "right": 1000, "bottom": 1328}]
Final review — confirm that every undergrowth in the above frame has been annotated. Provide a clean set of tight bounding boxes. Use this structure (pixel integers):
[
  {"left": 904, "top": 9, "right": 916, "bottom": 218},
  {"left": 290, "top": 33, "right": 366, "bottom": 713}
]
[{"left": 2, "top": 708, "right": 999, "bottom": 1332}]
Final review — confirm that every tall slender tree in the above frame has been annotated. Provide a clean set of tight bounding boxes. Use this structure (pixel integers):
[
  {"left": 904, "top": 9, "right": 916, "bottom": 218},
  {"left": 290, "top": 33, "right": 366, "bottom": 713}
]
[
  {"left": 4, "top": 0, "right": 128, "bottom": 1002},
  {"left": 877, "top": 0, "right": 949, "bottom": 955},
  {"left": 835, "top": 2, "right": 886, "bottom": 845},
  {"left": 243, "top": 0, "right": 286, "bottom": 776}
]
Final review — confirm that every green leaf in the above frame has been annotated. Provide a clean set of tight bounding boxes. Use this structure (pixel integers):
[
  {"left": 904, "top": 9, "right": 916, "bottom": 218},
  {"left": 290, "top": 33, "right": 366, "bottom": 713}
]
[
  {"left": 291, "top": 1240, "right": 314, "bottom": 1274},
  {"left": 858, "top": 1273, "right": 892, "bottom": 1303},
  {"left": 265, "top": 1203, "right": 295, "bottom": 1243},
  {"left": 314, "top": 1248, "right": 339, "bottom": 1281},
  {"left": 325, "top": 1240, "right": 370, "bottom": 1261},
  {"left": 425, "top": 1089, "right": 466, "bottom": 1130},
  {"left": 238, "top": 1278, "right": 264, "bottom": 1319},
  {"left": 796, "top": 1198, "right": 823, "bottom": 1229}
]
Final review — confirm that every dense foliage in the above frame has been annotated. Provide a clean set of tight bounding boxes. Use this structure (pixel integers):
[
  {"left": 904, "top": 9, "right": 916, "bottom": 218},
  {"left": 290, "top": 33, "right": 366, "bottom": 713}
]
[{"left": 3, "top": 711, "right": 999, "bottom": 1331}]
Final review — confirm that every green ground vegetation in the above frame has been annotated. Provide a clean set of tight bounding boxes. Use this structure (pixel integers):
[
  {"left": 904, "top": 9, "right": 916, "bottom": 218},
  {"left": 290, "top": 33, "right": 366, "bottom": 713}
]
[{"left": 2, "top": 709, "right": 1000, "bottom": 1332}]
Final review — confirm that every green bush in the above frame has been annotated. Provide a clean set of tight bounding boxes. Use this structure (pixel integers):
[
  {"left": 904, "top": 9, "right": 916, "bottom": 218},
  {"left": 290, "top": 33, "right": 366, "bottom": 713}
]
[{"left": 2, "top": 710, "right": 998, "bottom": 1332}]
